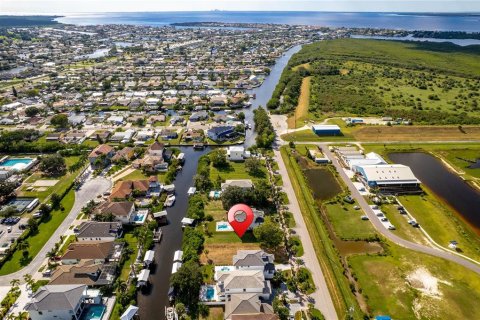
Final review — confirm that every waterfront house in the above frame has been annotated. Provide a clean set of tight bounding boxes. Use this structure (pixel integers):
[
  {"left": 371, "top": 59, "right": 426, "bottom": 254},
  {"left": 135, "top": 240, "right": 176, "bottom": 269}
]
[
  {"left": 25, "top": 284, "right": 87, "bottom": 320},
  {"left": 226, "top": 146, "right": 251, "bottom": 161},
  {"left": 95, "top": 201, "right": 136, "bottom": 225},
  {"left": 61, "top": 241, "right": 123, "bottom": 265},
  {"left": 233, "top": 250, "right": 275, "bottom": 279},
  {"left": 207, "top": 125, "right": 235, "bottom": 141},
  {"left": 75, "top": 221, "right": 123, "bottom": 242}
]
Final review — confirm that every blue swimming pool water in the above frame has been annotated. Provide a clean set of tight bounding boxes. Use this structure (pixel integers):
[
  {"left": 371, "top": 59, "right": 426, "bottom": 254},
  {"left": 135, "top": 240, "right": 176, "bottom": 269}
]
[
  {"left": 206, "top": 287, "right": 215, "bottom": 300},
  {"left": 217, "top": 224, "right": 228, "bottom": 230},
  {"left": 134, "top": 213, "right": 146, "bottom": 222},
  {"left": 80, "top": 305, "right": 106, "bottom": 320},
  {"left": 0, "top": 158, "right": 33, "bottom": 167}
]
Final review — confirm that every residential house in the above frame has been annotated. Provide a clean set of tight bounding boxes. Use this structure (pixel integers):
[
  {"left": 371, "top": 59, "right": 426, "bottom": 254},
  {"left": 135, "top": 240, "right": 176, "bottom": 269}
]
[
  {"left": 95, "top": 201, "right": 136, "bottom": 224},
  {"left": 226, "top": 146, "right": 251, "bottom": 161},
  {"left": 61, "top": 241, "right": 122, "bottom": 265},
  {"left": 109, "top": 176, "right": 159, "bottom": 200},
  {"left": 111, "top": 147, "right": 135, "bottom": 163},
  {"left": 48, "top": 260, "right": 105, "bottom": 286},
  {"left": 233, "top": 250, "right": 275, "bottom": 279},
  {"left": 148, "top": 141, "right": 164, "bottom": 157},
  {"left": 207, "top": 125, "right": 235, "bottom": 141},
  {"left": 189, "top": 111, "right": 209, "bottom": 122},
  {"left": 76, "top": 221, "right": 123, "bottom": 242},
  {"left": 221, "top": 179, "right": 253, "bottom": 191},
  {"left": 88, "top": 144, "right": 115, "bottom": 168},
  {"left": 225, "top": 294, "right": 277, "bottom": 320},
  {"left": 216, "top": 269, "right": 271, "bottom": 301},
  {"left": 25, "top": 284, "right": 87, "bottom": 320}
]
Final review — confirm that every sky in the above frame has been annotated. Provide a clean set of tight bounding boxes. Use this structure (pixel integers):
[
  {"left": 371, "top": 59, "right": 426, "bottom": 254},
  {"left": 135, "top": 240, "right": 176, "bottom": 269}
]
[{"left": 1, "top": 0, "right": 480, "bottom": 14}]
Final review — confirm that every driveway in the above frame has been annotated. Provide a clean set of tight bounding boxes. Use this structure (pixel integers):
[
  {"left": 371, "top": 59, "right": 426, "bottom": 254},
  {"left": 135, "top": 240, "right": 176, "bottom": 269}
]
[{"left": 0, "top": 176, "right": 112, "bottom": 285}]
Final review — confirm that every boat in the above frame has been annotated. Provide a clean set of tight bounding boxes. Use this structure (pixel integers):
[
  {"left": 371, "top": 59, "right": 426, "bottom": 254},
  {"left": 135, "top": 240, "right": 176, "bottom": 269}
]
[
  {"left": 165, "top": 307, "right": 177, "bottom": 320},
  {"left": 153, "top": 228, "right": 163, "bottom": 242},
  {"left": 164, "top": 195, "right": 176, "bottom": 207},
  {"left": 193, "top": 143, "right": 205, "bottom": 150}
]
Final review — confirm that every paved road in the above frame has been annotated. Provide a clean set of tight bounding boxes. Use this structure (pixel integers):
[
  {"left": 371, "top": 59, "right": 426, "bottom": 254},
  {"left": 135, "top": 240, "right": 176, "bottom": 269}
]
[
  {"left": 274, "top": 149, "right": 338, "bottom": 320},
  {"left": 0, "top": 176, "right": 111, "bottom": 285},
  {"left": 320, "top": 144, "right": 480, "bottom": 275}
]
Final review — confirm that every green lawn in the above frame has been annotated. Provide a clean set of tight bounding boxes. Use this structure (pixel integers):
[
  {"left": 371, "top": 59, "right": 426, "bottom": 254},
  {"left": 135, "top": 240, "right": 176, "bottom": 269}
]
[
  {"left": 380, "top": 203, "right": 429, "bottom": 246},
  {"left": 349, "top": 241, "right": 480, "bottom": 319},
  {"left": 210, "top": 161, "right": 267, "bottom": 182},
  {"left": 19, "top": 156, "right": 83, "bottom": 202},
  {"left": 205, "top": 200, "right": 226, "bottom": 221},
  {"left": 324, "top": 203, "right": 377, "bottom": 241},
  {"left": 0, "top": 190, "right": 76, "bottom": 275},
  {"left": 398, "top": 193, "right": 480, "bottom": 262},
  {"left": 119, "top": 169, "right": 166, "bottom": 183},
  {"left": 119, "top": 233, "right": 138, "bottom": 281},
  {"left": 203, "top": 222, "right": 257, "bottom": 244}
]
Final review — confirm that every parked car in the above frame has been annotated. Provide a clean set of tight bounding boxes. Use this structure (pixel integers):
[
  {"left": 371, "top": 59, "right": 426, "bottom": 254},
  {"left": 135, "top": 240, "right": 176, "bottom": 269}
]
[
  {"left": 19, "top": 224, "right": 27, "bottom": 230},
  {"left": 361, "top": 215, "right": 369, "bottom": 220},
  {"left": 381, "top": 217, "right": 389, "bottom": 222},
  {"left": 7, "top": 226, "right": 12, "bottom": 233},
  {"left": 388, "top": 225, "right": 396, "bottom": 230},
  {"left": 33, "top": 211, "right": 43, "bottom": 218}
]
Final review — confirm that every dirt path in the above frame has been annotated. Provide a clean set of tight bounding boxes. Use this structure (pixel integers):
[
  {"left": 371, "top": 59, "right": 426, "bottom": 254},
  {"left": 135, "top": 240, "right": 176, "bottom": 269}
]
[{"left": 287, "top": 76, "right": 311, "bottom": 129}]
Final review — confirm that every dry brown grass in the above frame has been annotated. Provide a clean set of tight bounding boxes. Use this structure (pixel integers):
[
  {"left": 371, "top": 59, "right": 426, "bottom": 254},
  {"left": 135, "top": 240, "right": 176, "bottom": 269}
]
[
  {"left": 353, "top": 125, "right": 480, "bottom": 141},
  {"left": 200, "top": 307, "right": 224, "bottom": 320},
  {"left": 200, "top": 243, "right": 261, "bottom": 265},
  {"left": 287, "top": 76, "right": 311, "bottom": 129}
]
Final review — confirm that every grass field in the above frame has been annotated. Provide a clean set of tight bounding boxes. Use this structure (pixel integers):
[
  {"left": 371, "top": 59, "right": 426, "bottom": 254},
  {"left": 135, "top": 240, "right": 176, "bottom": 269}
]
[
  {"left": 200, "top": 243, "right": 261, "bottom": 265},
  {"left": 200, "top": 307, "right": 224, "bottom": 320},
  {"left": 276, "top": 39, "right": 480, "bottom": 125},
  {"left": 287, "top": 76, "right": 311, "bottom": 129},
  {"left": 353, "top": 125, "right": 480, "bottom": 142},
  {"left": 19, "top": 156, "right": 82, "bottom": 202},
  {"left": 209, "top": 160, "right": 267, "bottom": 182},
  {"left": 0, "top": 189, "right": 76, "bottom": 275},
  {"left": 324, "top": 203, "right": 377, "bottom": 241},
  {"left": 119, "top": 233, "right": 138, "bottom": 281},
  {"left": 349, "top": 241, "right": 480, "bottom": 319}
]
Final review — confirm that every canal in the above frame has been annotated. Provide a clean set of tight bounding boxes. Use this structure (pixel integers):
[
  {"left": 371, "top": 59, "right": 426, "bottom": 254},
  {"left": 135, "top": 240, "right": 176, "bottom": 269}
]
[
  {"left": 389, "top": 152, "right": 480, "bottom": 235},
  {"left": 137, "top": 44, "right": 303, "bottom": 318},
  {"left": 137, "top": 147, "right": 207, "bottom": 319}
]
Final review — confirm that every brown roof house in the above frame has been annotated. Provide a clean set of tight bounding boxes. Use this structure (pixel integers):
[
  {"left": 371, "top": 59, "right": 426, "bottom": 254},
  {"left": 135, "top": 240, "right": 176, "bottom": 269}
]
[
  {"left": 61, "top": 241, "right": 123, "bottom": 265},
  {"left": 111, "top": 147, "right": 135, "bottom": 163},
  {"left": 95, "top": 201, "right": 136, "bottom": 225},
  {"left": 88, "top": 144, "right": 115, "bottom": 169},
  {"left": 48, "top": 260, "right": 114, "bottom": 286},
  {"left": 76, "top": 221, "right": 123, "bottom": 242},
  {"left": 110, "top": 176, "right": 160, "bottom": 200}
]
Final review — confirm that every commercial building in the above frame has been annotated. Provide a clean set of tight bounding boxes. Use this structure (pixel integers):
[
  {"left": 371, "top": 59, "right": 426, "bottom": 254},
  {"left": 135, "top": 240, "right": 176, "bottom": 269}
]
[
  {"left": 354, "top": 164, "right": 421, "bottom": 194},
  {"left": 312, "top": 124, "right": 341, "bottom": 136}
]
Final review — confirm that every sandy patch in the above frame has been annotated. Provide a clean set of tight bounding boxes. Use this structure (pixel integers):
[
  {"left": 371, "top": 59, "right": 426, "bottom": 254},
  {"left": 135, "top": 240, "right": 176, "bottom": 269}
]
[
  {"left": 406, "top": 267, "right": 451, "bottom": 298},
  {"left": 32, "top": 179, "right": 58, "bottom": 187},
  {"left": 201, "top": 243, "right": 260, "bottom": 265}
]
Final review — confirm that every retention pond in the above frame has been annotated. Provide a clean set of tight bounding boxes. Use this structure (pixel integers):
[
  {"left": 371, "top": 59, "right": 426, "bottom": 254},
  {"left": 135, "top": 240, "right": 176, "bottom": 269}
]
[{"left": 389, "top": 152, "right": 480, "bottom": 235}]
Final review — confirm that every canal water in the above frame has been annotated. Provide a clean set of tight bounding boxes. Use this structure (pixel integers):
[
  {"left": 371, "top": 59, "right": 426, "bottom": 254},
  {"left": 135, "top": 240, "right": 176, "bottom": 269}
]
[
  {"left": 244, "top": 44, "right": 302, "bottom": 147},
  {"left": 389, "top": 152, "right": 480, "bottom": 235},
  {"left": 137, "top": 44, "right": 303, "bottom": 318},
  {"left": 137, "top": 147, "right": 207, "bottom": 319}
]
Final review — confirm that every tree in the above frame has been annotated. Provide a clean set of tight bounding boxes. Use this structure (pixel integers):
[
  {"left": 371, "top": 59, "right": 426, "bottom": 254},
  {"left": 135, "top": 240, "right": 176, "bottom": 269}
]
[
  {"left": 39, "top": 154, "right": 66, "bottom": 176},
  {"left": 198, "top": 303, "right": 209, "bottom": 318},
  {"left": 237, "top": 112, "right": 245, "bottom": 121},
  {"left": 50, "top": 114, "right": 69, "bottom": 129},
  {"left": 0, "top": 181, "right": 17, "bottom": 199},
  {"left": 170, "top": 260, "right": 203, "bottom": 315},
  {"left": 253, "top": 217, "right": 284, "bottom": 250},
  {"left": 245, "top": 158, "right": 262, "bottom": 176},
  {"left": 25, "top": 106, "right": 40, "bottom": 117},
  {"left": 12, "top": 86, "right": 18, "bottom": 97},
  {"left": 10, "top": 279, "right": 20, "bottom": 288},
  {"left": 27, "top": 217, "right": 39, "bottom": 233},
  {"left": 209, "top": 149, "right": 227, "bottom": 168},
  {"left": 0, "top": 206, "right": 17, "bottom": 218},
  {"left": 50, "top": 193, "right": 62, "bottom": 210}
]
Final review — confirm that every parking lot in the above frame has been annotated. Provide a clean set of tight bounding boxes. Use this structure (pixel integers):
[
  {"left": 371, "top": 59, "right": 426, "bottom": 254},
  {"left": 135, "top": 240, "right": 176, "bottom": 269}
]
[{"left": 0, "top": 217, "right": 28, "bottom": 253}]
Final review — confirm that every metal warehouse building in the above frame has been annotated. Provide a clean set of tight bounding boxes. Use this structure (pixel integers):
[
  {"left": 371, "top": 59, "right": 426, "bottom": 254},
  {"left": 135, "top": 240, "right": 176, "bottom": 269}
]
[
  {"left": 354, "top": 164, "right": 421, "bottom": 194},
  {"left": 312, "top": 124, "right": 341, "bottom": 136}
]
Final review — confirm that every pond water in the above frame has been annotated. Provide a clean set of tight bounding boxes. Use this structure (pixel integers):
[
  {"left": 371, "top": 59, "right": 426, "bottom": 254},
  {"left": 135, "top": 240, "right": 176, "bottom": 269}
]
[
  {"left": 389, "top": 152, "right": 480, "bottom": 235},
  {"left": 303, "top": 168, "right": 342, "bottom": 201}
]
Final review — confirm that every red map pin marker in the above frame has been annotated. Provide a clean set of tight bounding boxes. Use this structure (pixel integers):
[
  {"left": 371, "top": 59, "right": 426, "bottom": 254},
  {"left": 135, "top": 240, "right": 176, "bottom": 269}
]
[{"left": 227, "top": 203, "right": 254, "bottom": 238}]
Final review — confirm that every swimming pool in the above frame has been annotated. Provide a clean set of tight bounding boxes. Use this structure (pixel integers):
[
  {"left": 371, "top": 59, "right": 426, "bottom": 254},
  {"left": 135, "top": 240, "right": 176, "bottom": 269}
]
[
  {"left": 200, "top": 285, "right": 217, "bottom": 301},
  {"left": 0, "top": 157, "right": 34, "bottom": 171},
  {"left": 133, "top": 211, "right": 148, "bottom": 224},
  {"left": 80, "top": 304, "right": 106, "bottom": 320},
  {"left": 216, "top": 221, "right": 233, "bottom": 232}
]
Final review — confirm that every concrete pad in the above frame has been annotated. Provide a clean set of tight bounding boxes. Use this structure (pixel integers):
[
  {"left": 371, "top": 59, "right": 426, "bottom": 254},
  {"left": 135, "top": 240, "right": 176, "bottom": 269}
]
[{"left": 32, "top": 180, "right": 59, "bottom": 187}]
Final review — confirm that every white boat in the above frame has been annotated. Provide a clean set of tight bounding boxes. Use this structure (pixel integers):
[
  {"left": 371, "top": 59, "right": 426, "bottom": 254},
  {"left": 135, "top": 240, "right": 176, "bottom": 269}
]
[
  {"left": 165, "top": 307, "right": 177, "bottom": 320},
  {"left": 164, "top": 195, "right": 176, "bottom": 207}
]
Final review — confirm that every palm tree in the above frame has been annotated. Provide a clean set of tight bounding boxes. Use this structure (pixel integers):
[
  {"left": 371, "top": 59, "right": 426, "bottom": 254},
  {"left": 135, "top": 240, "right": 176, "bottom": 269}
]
[
  {"left": 46, "top": 248, "right": 57, "bottom": 261},
  {"left": 23, "top": 274, "right": 34, "bottom": 290},
  {"left": 10, "top": 278, "right": 20, "bottom": 288}
]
